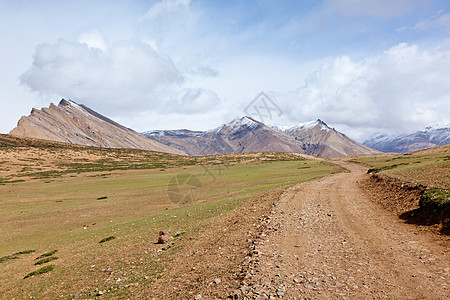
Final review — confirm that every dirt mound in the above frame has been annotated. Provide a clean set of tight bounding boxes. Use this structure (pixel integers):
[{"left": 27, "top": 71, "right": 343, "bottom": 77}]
[
  {"left": 362, "top": 174, "right": 425, "bottom": 214},
  {"left": 361, "top": 174, "right": 449, "bottom": 235}
]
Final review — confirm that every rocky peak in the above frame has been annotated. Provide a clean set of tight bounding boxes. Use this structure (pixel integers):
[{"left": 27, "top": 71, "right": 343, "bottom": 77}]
[
  {"left": 10, "top": 100, "right": 185, "bottom": 155},
  {"left": 58, "top": 99, "right": 72, "bottom": 107}
]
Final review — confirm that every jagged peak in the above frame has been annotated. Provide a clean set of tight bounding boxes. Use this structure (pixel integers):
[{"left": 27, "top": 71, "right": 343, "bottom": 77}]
[
  {"left": 207, "top": 116, "right": 262, "bottom": 134},
  {"left": 58, "top": 99, "right": 83, "bottom": 109},
  {"left": 58, "top": 99, "right": 71, "bottom": 106},
  {"left": 229, "top": 116, "right": 260, "bottom": 126}
]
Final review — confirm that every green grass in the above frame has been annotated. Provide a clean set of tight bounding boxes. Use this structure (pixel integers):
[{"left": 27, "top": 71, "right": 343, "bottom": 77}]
[
  {"left": 352, "top": 152, "right": 449, "bottom": 189},
  {"left": 99, "top": 236, "right": 115, "bottom": 243},
  {"left": 35, "top": 256, "right": 58, "bottom": 265},
  {"left": 24, "top": 265, "right": 55, "bottom": 279},
  {"left": 0, "top": 150, "right": 343, "bottom": 298},
  {"left": 35, "top": 250, "right": 58, "bottom": 260},
  {"left": 420, "top": 189, "right": 450, "bottom": 208},
  {"left": 0, "top": 249, "right": 35, "bottom": 263},
  {"left": 0, "top": 140, "right": 308, "bottom": 183},
  {"left": 417, "top": 189, "right": 450, "bottom": 232},
  {"left": 367, "top": 162, "right": 409, "bottom": 173}
]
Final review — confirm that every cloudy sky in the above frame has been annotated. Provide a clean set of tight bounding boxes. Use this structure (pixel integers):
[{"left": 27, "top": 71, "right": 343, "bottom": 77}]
[{"left": 1, "top": 0, "right": 449, "bottom": 141}]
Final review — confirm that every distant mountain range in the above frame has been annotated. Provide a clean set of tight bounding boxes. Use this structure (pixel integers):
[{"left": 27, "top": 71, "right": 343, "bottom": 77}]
[
  {"left": 12, "top": 99, "right": 427, "bottom": 157},
  {"left": 363, "top": 125, "right": 450, "bottom": 153},
  {"left": 9, "top": 99, "right": 184, "bottom": 154},
  {"left": 144, "top": 116, "right": 379, "bottom": 158}
]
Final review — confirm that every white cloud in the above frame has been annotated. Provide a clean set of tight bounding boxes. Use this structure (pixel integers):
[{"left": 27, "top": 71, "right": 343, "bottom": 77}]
[
  {"left": 20, "top": 38, "right": 224, "bottom": 120},
  {"left": 77, "top": 29, "right": 107, "bottom": 51},
  {"left": 166, "top": 88, "right": 220, "bottom": 114},
  {"left": 187, "top": 66, "right": 220, "bottom": 78},
  {"left": 413, "top": 11, "right": 450, "bottom": 32},
  {"left": 141, "top": 0, "right": 191, "bottom": 21},
  {"left": 21, "top": 39, "right": 181, "bottom": 110},
  {"left": 280, "top": 43, "right": 450, "bottom": 140}
]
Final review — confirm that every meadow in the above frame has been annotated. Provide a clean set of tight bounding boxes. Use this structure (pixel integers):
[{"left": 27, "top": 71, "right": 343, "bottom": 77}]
[
  {"left": 0, "top": 139, "right": 343, "bottom": 298},
  {"left": 351, "top": 147, "right": 449, "bottom": 189}
]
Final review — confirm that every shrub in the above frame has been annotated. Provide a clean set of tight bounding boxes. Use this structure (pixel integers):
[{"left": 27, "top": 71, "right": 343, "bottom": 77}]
[
  {"left": 24, "top": 265, "right": 55, "bottom": 279},
  {"left": 419, "top": 189, "right": 450, "bottom": 208},
  {"left": 367, "top": 163, "right": 409, "bottom": 174},
  {"left": 99, "top": 236, "right": 115, "bottom": 243},
  {"left": 35, "top": 256, "right": 58, "bottom": 265},
  {"left": 0, "top": 250, "right": 36, "bottom": 263},
  {"left": 35, "top": 250, "right": 58, "bottom": 260}
]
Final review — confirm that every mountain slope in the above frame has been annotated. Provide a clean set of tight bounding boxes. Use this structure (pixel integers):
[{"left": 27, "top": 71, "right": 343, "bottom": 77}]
[
  {"left": 284, "top": 119, "right": 380, "bottom": 157},
  {"left": 364, "top": 126, "right": 450, "bottom": 153},
  {"left": 145, "top": 117, "right": 302, "bottom": 156},
  {"left": 10, "top": 99, "right": 184, "bottom": 154},
  {"left": 144, "top": 117, "right": 379, "bottom": 158}
]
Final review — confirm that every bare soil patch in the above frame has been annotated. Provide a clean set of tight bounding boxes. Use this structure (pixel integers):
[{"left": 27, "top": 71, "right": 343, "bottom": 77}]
[
  {"left": 133, "top": 190, "right": 282, "bottom": 299},
  {"left": 361, "top": 173, "right": 450, "bottom": 237},
  {"left": 361, "top": 174, "right": 425, "bottom": 214}
]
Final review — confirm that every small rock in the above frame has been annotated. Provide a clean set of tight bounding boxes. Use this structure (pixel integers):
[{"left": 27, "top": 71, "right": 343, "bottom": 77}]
[
  {"left": 157, "top": 231, "right": 170, "bottom": 244},
  {"left": 213, "top": 278, "right": 222, "bottom": 284},
  {"left": 195, "top": 294, "right": 202, "bottom": 300}
]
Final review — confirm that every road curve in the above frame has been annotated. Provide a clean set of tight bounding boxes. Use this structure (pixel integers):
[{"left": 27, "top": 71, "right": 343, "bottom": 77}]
[{"left": 242, "top": 161, "right": 449, "bottom": 299}]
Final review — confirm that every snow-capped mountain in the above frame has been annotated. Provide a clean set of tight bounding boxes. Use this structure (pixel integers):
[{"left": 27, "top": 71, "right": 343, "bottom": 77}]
[
  {"left": 143, "top": 129, "right": 204, "bottom": 137},
  {"left": 363, "top": 125, "right": 450, "bottom": 153},
  {"left": 143, "top": 116, "right": 379, "bottom": 157},
  {"left": 283, "top": 119, "right": 378, "bottom": 158},
  {"left": 144, "top": 116, "right": 302, "bottom": 156}
]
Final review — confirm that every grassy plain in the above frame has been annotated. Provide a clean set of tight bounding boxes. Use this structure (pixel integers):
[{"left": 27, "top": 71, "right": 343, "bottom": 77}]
[
  {"left": 351, "top": 147, "right": 450, "bottom": 189},
  {"left": 0, "top": 136, "right": 343, "bottom": 298}
]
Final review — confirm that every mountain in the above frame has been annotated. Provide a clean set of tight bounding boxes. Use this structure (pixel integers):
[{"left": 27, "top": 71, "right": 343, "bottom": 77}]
[
  {"left": 283, "top": 119, "right": 380, "bottom": 157},
  {"left": 9, "top": 99, "right": 184, "bottom": 155},
  {"left": 144, "top": 116, "right": 302, "bottom": 156},
  {"left": 144, "top": 117, "right": 380, "bottom": 158},
  {"left": 363, "top": 125, "right": 450, "bottom": 153}
]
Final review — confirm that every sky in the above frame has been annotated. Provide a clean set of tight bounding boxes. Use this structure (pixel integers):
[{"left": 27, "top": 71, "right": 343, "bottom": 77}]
[{"left": 1, "top": 0, "right": 450, "bottom": 141}]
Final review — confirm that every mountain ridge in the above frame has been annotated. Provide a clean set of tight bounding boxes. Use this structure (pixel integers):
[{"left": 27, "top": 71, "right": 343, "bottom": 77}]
[
  {"left": 10, "top": 99, "right": 185, "bottom": 155},
  {"left": 363, "top": 126, "right": 450, "bottom": 153},
  {"left": 144, "top": 116, "right": 380, "bottom": 158}
]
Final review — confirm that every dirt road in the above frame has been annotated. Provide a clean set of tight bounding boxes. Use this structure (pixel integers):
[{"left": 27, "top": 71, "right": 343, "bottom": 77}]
[{"left": 241, "top": 161, "right": 449, "bottom": 299}]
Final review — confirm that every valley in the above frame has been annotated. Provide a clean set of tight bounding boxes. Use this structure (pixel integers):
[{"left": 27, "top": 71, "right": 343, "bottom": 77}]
[
  {"left": 0, "top": 135, "right": 448, "bottom": 298},
  {"left": 0, "top": 137, "right": 342, "bottom": 298}
]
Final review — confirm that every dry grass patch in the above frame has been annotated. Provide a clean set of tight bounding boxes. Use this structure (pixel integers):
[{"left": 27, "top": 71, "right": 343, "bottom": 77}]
[{"left": 352, "top": 150, "right": 450, "bottom": 189}]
